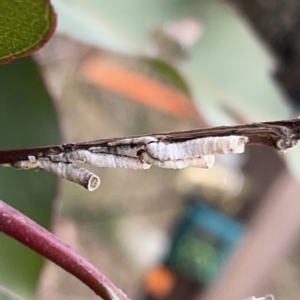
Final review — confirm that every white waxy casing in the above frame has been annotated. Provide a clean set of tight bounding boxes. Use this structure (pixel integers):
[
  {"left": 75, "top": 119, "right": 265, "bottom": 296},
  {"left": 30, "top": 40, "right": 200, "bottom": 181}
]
[
  {"left": 68, "top": 150, "right": 151, "bottom": 170},
  {"left": 37, "top": 159, "right": 100, "bottom": 191},
  {"left": 140, "top": 152, "right": 215, "bottom": 169},
  {"left": 146, "top": 136, "right": 249, "bottom": 160}
]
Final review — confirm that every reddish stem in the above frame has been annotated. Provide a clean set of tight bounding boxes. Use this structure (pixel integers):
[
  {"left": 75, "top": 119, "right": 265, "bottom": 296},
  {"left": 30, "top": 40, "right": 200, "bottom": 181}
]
[{"left": 0, "top": 200, "right": 130, "bottom": 300}]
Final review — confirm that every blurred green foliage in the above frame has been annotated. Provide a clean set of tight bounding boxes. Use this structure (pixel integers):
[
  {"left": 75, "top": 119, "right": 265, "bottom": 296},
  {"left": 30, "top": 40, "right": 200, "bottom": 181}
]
[
  {"left": 0, "top": 58, "right": 60, "bottom": 298},
  {"left": 53, "top": 0, "right": 291, "bottom": 124}
]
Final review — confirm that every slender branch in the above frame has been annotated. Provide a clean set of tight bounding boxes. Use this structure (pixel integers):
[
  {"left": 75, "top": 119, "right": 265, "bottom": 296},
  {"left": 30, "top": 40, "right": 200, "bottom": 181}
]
[
  {"left": 0, "top": 119, "right": 299, "bottom": 163},
  {"left": 0, "top": 201, "right": 130, "bottom": 300},
  {"left": 1, "top": 119, "right": 300, "bottom": 191}
]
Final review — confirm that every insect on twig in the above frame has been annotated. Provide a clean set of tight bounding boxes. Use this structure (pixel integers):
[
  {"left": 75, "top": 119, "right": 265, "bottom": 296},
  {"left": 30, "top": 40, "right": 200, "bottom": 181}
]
[{"left": 1, "top": 119, "right": 300, "bottom": 191}]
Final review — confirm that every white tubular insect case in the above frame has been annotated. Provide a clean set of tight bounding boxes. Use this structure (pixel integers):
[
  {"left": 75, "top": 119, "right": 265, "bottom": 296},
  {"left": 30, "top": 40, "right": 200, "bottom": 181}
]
[
  {"left": 69, "top": 150, "right": 151, "bottom": 170},
  {"left": 146, "top": 135, "right": 249, "bottom": 161},
  {"left": 139, "top": 152, "right": 215, "bottom": 169},
  {"left": 37, "top": 159, "right": 100, "bottom": 191}
]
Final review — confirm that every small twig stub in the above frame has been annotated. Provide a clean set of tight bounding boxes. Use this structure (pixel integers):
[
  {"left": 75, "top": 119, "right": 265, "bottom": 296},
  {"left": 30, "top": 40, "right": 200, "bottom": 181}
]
[{"left": 1, "top": 119, "right": 300, "bottom": 191}]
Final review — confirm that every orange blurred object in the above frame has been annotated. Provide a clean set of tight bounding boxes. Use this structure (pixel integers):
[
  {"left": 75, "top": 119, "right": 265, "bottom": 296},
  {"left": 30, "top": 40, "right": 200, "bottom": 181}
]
[
  {"left": 82, "top": 57, "right": 204, "bottom": 123},
  {"left": 144, "top": 266, "right": 176, "bottom": 299}
]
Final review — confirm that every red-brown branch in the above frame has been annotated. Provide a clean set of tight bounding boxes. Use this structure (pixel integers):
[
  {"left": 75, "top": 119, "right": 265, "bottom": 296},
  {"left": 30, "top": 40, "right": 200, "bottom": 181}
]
[{"left": 0, "top": 200, "right": 130, "bottom": 300}]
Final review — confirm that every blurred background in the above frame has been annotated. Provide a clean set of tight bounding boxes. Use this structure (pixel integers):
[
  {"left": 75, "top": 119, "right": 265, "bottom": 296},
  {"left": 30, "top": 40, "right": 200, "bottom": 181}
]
[{"left": 2, "top": 0, "right": 300, "bottom": 300}]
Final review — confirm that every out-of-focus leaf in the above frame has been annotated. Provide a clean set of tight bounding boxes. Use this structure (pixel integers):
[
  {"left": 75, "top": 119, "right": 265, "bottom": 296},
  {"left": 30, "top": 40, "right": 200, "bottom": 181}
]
[
  {"left": 180, "top": 1, "right": 290, "bottom": 125},
  {"left": 53, "top": 0, "right": 290, "bottom": 124},
  {"left": 285, "top": 147, "right": 300, "bottom": 182},
  {"left": 0, "top": 57, "right": 60, "bottom": 298},
  {"left": 0, "top": 286, "right": 25, "bottom": 300},
  {"left": 52, "top": 0, "right": 165, "bottom": 54},
  {"left": 0, "top": 0, "right": 56, "bottom": 64},
  {"left": 141, "top": 57, "right": 191, "bottom": 97}
]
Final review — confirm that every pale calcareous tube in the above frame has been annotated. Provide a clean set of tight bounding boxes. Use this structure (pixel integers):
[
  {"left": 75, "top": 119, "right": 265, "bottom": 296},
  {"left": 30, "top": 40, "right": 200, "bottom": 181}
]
[
  {"left": 139, "top": 152, "right": 215, "bottom": 169},
  {"left": 146, "top": 135, "right": 249, "bottom": 160},
  {"left": 37, "top": 159, "right": 100, "bottom": 191},
  {"left": 68, "top": 150, "right": 152, "bottom": 170}
]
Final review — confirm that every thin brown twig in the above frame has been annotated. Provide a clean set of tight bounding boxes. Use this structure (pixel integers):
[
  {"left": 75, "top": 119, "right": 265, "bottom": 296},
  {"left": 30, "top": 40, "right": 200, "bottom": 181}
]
[{"left": 0, "top": 119, "right": 299, "bottom": 164}]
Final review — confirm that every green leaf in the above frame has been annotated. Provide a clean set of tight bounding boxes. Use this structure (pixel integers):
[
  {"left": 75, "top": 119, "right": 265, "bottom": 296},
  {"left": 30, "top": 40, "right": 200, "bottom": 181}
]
[
  {"left": 0, "top": 0, "right": 56, "bottom": 64},
  {"left": 0, "top": 57, "right": 60, "bottom": 299},
  {"left": 140, "top": 57, "right": 191, "bottom": 97}
]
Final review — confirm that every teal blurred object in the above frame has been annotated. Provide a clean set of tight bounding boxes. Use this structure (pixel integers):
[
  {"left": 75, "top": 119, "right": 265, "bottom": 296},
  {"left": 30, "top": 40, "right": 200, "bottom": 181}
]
[
  {"left": 166, "top": 201, "right": 244, "bottom": 285},
  {"left": 140, "top": 199, "right": 244, "bottom": 300}
]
